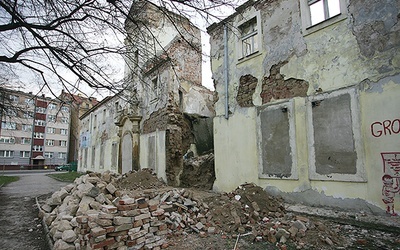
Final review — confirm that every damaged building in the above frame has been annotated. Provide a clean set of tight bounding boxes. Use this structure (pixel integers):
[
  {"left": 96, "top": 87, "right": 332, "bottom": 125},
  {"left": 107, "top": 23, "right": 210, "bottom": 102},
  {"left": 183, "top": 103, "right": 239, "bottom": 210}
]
[
  {"left": 78, "top": 0, "right": 214, "bottom": 188},
  {"left": 207, "top": 0, "right": 400, "bottom": 214}
]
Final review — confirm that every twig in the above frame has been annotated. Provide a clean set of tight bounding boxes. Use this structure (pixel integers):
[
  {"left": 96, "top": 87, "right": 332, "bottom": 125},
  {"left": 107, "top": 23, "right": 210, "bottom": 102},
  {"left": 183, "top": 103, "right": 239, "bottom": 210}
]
[{"left": 233, "top": 233, "right": 240, "bottom": 250}]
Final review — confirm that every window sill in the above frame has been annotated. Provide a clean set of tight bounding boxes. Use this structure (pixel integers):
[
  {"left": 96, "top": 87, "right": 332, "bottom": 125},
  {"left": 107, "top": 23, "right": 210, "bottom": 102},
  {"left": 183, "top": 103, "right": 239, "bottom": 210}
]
[
  {"left": 237, "top": 51, "right": 262, "bottom": 65},
  {"left": 303, "top": 13, "right": 346, "bottom": 37}
]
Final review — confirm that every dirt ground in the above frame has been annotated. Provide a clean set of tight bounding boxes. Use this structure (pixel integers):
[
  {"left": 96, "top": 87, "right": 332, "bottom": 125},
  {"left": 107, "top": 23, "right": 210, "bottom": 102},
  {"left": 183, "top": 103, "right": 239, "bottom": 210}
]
[
  {"left": 2, "top": 170, "right": 400, "bottom": 250},
  {"left": 115, "top": 170, "right": 400, "bottom": 250},
  {"left": 0, "top": 192, "right": 49, "bottom": 250}
]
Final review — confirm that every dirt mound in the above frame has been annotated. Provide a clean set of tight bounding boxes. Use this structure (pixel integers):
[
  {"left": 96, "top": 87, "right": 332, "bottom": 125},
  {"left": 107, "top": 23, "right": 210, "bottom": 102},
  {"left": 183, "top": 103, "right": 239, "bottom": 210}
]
[
  {"left": 115, "top": 168, "right": 166, "bottom": 190},
  {"left": 181, "top": 153, "right": 215, "bottom": 190}
]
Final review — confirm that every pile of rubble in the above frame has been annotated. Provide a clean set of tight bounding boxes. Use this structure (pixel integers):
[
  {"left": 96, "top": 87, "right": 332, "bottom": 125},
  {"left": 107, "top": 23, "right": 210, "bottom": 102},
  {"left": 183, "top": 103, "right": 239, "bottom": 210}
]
[{"left": 40, "top": 170, "right": 349, "bottom": 249}]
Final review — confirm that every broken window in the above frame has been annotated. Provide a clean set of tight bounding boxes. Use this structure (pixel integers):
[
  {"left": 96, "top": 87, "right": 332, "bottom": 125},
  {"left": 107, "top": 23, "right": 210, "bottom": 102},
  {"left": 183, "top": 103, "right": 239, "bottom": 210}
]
[
  {"left": 258, "top": 101, "right": 297, "bottom": 179},
  {"left": 240, "top": 18, "right": 259, "bottom": 58},
  {"left": 307, "top": 88, "right": 365, "bottom": 181},
  {"left": 308, "top": 0, "right": 340, "bottom": 26}
]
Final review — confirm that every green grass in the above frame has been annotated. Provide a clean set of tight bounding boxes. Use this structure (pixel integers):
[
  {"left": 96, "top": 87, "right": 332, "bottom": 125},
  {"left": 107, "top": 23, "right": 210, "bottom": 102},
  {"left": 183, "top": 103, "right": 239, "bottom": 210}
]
[
  {"left": 47, "top": 171, "right": 83, "bottom": 182},
  {"left": 0, "top": 175, "right": 19, "bottom": 186}
]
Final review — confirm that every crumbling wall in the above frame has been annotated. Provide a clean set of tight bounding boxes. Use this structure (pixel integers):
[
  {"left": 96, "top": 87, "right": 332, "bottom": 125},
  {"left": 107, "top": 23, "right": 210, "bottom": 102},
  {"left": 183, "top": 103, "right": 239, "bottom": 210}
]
[
  {"left": 142, "top": 102, "right": 193, "bottom": 186},
  {"left": 237, "top": 74, "right": 258, "bottom": 107},
  {"left": 349, "top": 0, "right": 400, "bottom": 58},
  {"left": 261, "top": 63, "right": 308, "bottom": 104},
  {"left": 181, "top": 153, "right": 215, "bottom": 190}
]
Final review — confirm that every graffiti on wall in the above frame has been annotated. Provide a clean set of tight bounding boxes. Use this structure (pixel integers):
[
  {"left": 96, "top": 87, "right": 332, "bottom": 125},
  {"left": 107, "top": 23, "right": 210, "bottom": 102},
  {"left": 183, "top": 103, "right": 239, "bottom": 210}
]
[
  {"left": 371, "top": 119, "right": 400, "bottom": 137},
  {"left": 381, "top": 152, "right": 400, "bottom": 216}
]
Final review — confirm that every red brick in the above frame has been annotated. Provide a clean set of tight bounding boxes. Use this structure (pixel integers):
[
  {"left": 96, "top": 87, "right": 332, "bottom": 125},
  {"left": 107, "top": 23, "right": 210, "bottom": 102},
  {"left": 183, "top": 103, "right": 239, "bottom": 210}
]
[
  {"left": 117, "top": 204, "right": 138, "bottom": 211},
  {"left": 91, "top": 237, "right": 115, "bottom": 249}
]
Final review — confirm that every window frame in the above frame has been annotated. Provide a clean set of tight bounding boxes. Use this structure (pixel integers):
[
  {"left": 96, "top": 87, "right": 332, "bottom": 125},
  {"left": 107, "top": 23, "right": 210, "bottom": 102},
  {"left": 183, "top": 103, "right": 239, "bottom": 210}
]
[
  {"left": 22, "top": 124, "right": 32, "bottom": 131},
  {"left": 257, "top": 100, "right": 298, "bottom": 179},
  {"left": 60, "top": 140, "right": 67, "bottom": 147},
  {"left": 0, "top": 136, "right": 15, "bottom": 144},
  {"left": 48, "top": 103, "right": 57, "bottom": 110},
  {"left": 306, "top": 87, "right": 366, "bottom": 182},
  {"left": 60, "top": 128, "right": 68, "bottom": 135},
  {"left": 21, "top": 137, "right": 31, "bottom": 144},
  {"left": 236, "top": 10, "right": 262, "bottom": 62},
  {"left": 0, "top": 150, "right": 14, "bottom": 158},
  {"left": 46, "top": 139, "right": 55, "bottom": 146},
  {"left": 1, "top": 121, "right": 17, "bottom": 130},
  {"left": 20, "top": 151, "right": 30, "bottom": 158},
  {"left": 300, "top": 0, "right": 347, "bottom": 36},
  {"left": 58, "top": 152, "right": 66, "bottom": 159},
  {"left": 32, "top": 145, "right": 43, "bottom": 152},
  {"left": 44, "top": 152, "right": 54, "bottom": 158}
]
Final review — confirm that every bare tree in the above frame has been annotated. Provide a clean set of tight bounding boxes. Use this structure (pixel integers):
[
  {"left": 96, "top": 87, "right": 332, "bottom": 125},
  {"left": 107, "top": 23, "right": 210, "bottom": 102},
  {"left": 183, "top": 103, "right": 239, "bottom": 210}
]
[{"left": 0, "top": 0, "right": 239, "bottom": 103}]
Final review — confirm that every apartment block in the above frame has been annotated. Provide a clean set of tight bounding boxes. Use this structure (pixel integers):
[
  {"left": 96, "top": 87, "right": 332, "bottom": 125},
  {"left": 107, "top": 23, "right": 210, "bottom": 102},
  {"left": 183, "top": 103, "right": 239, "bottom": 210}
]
[{"left": 0, "top": 88, "right": 70, "bottom": 169}]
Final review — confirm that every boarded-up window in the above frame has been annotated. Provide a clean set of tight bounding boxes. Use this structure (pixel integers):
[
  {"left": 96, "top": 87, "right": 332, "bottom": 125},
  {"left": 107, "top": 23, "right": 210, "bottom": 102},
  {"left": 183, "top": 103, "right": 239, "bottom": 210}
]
[
  {"left": 100, "top": 144, "right": 105, "bottom": 169},
  {"left": 111, "top": 143, "right": 118, "bottom": 170},
  {"left": 312, "top": 93, "right": 356, "bottom": 174},
  {"left": 91, "top": 146, "right": 95, "bottom": 168},
  {"left": 258, "top": 101, "right": 296, "bottom": 179},
  {"left": 307, "top": 88, "right": 365, "bottom": 182},
  {"left": 148, "top": 135, "right": 156, "bottom": 170}
]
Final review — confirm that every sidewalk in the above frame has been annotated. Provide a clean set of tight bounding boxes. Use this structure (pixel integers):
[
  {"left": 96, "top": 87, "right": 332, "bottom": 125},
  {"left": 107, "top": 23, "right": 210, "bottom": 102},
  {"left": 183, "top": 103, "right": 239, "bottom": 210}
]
[{"left": 0, "top": 173, "right": 68, "bottom": 250}]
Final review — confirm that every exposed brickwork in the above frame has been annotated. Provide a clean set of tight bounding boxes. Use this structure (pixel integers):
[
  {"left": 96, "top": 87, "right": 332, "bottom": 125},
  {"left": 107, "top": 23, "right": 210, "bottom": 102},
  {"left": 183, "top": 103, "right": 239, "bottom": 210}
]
[
  {"left": 142, "top": 100, "right": 193, "bottom": 186},
  {"left": 260, "top": 62, "right": 309, "bottom": 104},
  {"left": 237, "top": 74, "right": 258, "bottom": 107}
]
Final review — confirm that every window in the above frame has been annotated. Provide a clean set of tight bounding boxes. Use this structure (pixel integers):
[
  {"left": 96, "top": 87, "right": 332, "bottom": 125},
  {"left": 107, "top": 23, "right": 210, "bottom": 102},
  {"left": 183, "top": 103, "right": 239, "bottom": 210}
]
[
  {"left": 47, "top": 127, "right": 56, "bottom": 134},
  {"left": 36, "top": 107, "right": 46, "bottom": 114},
  {"left": 240, "top": 18, "right": 258, "bottom": 58},
  {"left": 25, "top": 98, "right": 34, "bottom": 105},
  {"left": 20, "top": 151, "right": 30, "bottom": 158},
  {"left": 48, "top": 115, "right": 56, "bottom": 122},
  {"left": 58, "top": 152, "right": 66, "bottom": 159},
  {"left": 61, "top": 117, "right": 69, "bottom": 123},
  {"left": 0, "top": 136, "right": 15, "bottom": 144},
  {"left": 102, "top": 109, "right": 106, "bottom": 124},
  {"left": 46, "top": 139, "right": 54, "bottom": 146},
  {"left": 0, "top": 150, "right": 13, "bottom": 157},
  {"left": 21, "top": 138, "right": 31, "bottom": 144},
  {"left": 93, "top": 115, "right": 97, "bottom": 129},
  {"left": 9, "top": 95, "right": 19, "bottom": 103},
  {"left": 44, "top": 152, "right": 54, "bottom": 158},
  {"left": 23, "top": 111, "right": 34, "bottom": 119},
  {"left": 300, "top": 0, "right": 347, "bottom": 34},
  {"left": 2, "top": 122, "right": 16, "bottom": 130},
  {"left": 48, "top": 103, "right": 57, "bottom": 110},
  {"left": 34, "top": 132, "right": 44, "bottom": 138},
  {"left": 60, "top": 129, "right": 68, "bottom": 135},
  {"left": 22, "top": 124, "right": 32, "bottom": 131},
  {"left": 60, "top": 140, "right": 67, "bottom": 147},
  {"left": 308, "top": 0, "right": 340, "bottom": 26},
  {"left": 35, "top": 119, "right": 46, "bottom": 126},
  {"left": 6, "top": 109, "right": 17, "bottom": 117},
  {"left": 32, "top": 145, "right": 43, "bottom": 152},
  {"left": 61, "top": 106, "right": 69, "bottom": 112}
]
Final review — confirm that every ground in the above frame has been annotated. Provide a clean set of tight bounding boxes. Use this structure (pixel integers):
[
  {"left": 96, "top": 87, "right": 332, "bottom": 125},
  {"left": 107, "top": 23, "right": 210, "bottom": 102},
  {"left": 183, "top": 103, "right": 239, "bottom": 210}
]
[
  {"left": 1, "top": 171, "right": 400, "bottom": 250},
  {"left": 114, "top": 170, "right": 400, "bottom": 250}
]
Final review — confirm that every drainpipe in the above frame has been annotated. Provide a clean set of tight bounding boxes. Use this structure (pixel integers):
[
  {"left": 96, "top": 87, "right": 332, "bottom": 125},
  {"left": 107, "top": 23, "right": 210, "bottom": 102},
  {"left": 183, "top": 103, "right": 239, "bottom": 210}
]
[{"left": 223, "top": 24, "right": 229, "bottom": 120}]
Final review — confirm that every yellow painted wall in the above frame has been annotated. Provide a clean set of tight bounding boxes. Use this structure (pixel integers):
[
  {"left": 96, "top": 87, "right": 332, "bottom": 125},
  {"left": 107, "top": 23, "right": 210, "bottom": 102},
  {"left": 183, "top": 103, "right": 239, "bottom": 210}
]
[{"left": 209, "top": 0, "right": 400, "bottom": 212}]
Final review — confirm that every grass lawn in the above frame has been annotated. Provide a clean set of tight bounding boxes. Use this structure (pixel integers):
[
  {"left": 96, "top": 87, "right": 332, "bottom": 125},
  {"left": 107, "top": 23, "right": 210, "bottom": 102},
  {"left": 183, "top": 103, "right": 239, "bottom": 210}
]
[
  {"left": 0, "top": 175, "right": 19, "bottom": 186},
  {"left": 48, "top": 172, "right": 83, "bottom": 182}
]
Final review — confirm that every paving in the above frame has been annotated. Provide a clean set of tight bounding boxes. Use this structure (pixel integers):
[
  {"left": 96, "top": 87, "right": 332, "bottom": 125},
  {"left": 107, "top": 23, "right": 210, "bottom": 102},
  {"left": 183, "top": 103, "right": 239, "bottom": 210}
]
[{"left": 0, "top": 171, "right": 67, "bottom": 250}]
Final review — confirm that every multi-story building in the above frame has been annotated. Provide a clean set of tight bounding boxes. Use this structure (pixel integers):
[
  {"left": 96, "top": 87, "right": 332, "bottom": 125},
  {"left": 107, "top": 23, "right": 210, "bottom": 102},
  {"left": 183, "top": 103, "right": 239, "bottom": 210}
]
[
  {"left": 59, "top": 90, "right": 98, "bottom": 164},
  {"left": 207, "top": 0, "right": 400, "bottom": 213},
  {"left": 0, "top": 88, "right": 70, "bottom": 169},
  {"left": 78, "top": 1, "right": 214, "bottom": 187}
]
